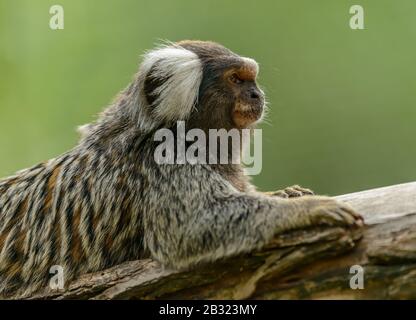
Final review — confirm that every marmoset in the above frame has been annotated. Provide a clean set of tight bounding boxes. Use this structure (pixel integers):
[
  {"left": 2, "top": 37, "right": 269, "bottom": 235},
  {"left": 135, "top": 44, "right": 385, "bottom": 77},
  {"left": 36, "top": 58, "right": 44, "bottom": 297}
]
[{"left": 0, "top": 40, "right": 363, "bottom": 297}]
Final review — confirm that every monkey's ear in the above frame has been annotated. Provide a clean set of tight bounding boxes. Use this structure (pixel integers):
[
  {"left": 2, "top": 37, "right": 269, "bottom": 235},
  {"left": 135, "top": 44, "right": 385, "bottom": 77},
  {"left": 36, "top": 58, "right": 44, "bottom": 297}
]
[{"left": 140, "top": 46, "right": 203, "bottom": 123}]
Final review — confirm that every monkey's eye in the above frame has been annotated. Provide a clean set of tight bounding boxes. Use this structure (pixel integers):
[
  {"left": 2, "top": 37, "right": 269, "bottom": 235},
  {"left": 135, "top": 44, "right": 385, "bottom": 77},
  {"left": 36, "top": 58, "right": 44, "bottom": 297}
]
[{"left": 229, "top": 73, "right": 243, "bottom": 85}]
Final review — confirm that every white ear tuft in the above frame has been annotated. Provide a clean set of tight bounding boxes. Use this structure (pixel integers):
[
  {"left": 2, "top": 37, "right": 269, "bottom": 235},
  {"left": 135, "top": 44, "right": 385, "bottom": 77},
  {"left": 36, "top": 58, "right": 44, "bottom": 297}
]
[{"left": 140, "top": 45, "right": 203, "bottom": 123}]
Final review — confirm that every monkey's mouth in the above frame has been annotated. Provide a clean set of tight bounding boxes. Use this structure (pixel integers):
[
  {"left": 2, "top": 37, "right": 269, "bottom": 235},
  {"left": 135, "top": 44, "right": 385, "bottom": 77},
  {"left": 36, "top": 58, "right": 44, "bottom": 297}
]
[{"left": 232, "top": 103, "right": 264, "bottom": 128}]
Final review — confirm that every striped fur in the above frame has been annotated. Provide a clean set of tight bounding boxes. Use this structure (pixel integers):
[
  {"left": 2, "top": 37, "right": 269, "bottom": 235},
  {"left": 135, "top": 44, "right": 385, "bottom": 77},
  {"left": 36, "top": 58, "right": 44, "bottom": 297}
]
[{"left": 0, "top": 41, "right": 361, "bottom": 298}]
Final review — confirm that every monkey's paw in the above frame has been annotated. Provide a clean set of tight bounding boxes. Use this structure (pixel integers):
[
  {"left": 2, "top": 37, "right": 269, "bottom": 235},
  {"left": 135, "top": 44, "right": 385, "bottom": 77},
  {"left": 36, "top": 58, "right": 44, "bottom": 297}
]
[
  {"left": 269, "top": 185, "right": 314, "bottom": 198},
  {"left": 300, "top": 196, "right": 364, "bottom": 228}
]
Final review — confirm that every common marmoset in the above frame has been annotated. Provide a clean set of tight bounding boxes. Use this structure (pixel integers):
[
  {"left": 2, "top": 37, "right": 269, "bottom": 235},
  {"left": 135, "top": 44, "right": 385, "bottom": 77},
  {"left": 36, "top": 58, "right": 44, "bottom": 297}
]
[{"left": 0, "top": 40, "right": 363, "bottom": 297}]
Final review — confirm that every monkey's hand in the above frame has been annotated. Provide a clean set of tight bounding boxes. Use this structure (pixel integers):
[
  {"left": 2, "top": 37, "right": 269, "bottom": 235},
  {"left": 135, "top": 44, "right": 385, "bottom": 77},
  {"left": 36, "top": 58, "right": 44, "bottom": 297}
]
[
  {"left": 266, "top": 185, "right": 314, "bottom": 198},
  {"left": 286, "top": 196, "right": 364, "bottom": 230}
]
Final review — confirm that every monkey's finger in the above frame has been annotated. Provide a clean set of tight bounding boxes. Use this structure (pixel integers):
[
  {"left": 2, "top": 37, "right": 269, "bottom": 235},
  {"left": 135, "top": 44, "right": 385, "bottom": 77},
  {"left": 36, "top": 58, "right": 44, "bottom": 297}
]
[
  {"left": 271, "top": 190, "right": 289, "bottom": 198},
  {"left": 283, "top": 187, "right": 303, "bottom": 198},
  {"left": 328, "top": 206, "right": 365, "bottom": 229},
  {"left": 291, "top": 185, "right": 314, "bottom": 195},
  {"left": 316, "top": 210, "right": 347, "bottom": 226},
  {"left": 333, "top": 208, "right": 360, "bottom": 226},
  {"left": 339, "top": 203, "right": 365, "bottom": 223}
]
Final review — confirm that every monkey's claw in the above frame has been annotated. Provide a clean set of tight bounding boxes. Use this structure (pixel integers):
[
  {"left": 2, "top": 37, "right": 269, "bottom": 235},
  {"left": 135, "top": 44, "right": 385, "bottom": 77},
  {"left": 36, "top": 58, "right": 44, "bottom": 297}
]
[
  {"left": 271, "top": 185, "right": 314, "bottom": 198},
  {"left": 306, "top": 197, "right": 364, "bottom": 228}
]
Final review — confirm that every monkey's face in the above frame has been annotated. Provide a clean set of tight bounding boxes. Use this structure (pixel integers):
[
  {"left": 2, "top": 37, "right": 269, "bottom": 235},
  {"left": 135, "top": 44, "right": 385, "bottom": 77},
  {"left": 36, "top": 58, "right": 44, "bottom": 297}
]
[
  {"left": 140, "top": 40, "right": 265, "bottom": 131},
  {"left": 190, "top": 56, "right": 265, "bottom": 131},
  {"left": 223, "top": 61, "right": 265, "bottom": 129},
  {"left": 178, "top": 41, "right": 265, "bottom": 131}
]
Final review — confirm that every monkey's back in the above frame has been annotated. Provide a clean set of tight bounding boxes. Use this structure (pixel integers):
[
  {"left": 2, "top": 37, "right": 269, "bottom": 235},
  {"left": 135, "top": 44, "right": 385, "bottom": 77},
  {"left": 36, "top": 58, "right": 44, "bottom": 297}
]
[{"left": 0, "top": 145, "right": 148, "bottom": 297}]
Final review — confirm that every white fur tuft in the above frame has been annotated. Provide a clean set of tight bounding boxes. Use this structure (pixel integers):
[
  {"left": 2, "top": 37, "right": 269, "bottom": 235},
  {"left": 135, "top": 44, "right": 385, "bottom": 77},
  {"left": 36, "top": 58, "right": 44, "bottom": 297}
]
[{"left": 139, "top": 45, "right": 203, "bottom": 123}]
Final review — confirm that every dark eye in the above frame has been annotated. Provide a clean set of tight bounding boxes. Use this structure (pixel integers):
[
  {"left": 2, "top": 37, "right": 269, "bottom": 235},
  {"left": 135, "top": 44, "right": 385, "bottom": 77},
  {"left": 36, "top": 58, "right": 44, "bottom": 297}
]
[{"left": 229, "top": 73, "right": 243, "bottom": 85}]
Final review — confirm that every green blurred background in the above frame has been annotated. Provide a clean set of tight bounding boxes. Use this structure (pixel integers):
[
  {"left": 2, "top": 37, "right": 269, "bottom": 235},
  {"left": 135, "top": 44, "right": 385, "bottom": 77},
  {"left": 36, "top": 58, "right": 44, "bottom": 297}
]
[{"left": 0, "top": 0, "right": 415, "bottom": 195}]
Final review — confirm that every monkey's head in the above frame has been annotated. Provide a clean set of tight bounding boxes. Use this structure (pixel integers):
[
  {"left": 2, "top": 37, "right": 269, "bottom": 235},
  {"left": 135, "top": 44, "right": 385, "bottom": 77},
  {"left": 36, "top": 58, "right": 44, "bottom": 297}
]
[{"left": 139, "top": 40, "right": 265, "bottom": 131}]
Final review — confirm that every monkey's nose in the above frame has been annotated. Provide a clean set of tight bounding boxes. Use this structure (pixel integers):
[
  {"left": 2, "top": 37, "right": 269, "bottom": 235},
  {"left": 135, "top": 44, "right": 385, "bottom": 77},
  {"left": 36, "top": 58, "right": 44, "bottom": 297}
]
[
  {"left": 247, "top": 88, "right": 263, "bottom": 103},
  {"left": 250, "top": 91, "right": 260, "bottom": 100}
]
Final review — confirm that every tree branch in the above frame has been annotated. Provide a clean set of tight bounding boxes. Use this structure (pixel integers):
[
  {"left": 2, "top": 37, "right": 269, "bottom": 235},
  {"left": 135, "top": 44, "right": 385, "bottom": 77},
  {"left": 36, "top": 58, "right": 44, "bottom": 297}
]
[{"left": 30, "top": 182, "right": 416, "bottom": 299}]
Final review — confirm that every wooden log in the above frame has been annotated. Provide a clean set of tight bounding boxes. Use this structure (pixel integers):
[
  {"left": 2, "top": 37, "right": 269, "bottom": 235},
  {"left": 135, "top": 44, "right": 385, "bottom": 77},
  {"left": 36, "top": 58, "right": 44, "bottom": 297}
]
[{"left": 28, "top": 182, "right": 416, "bottom": 299}]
